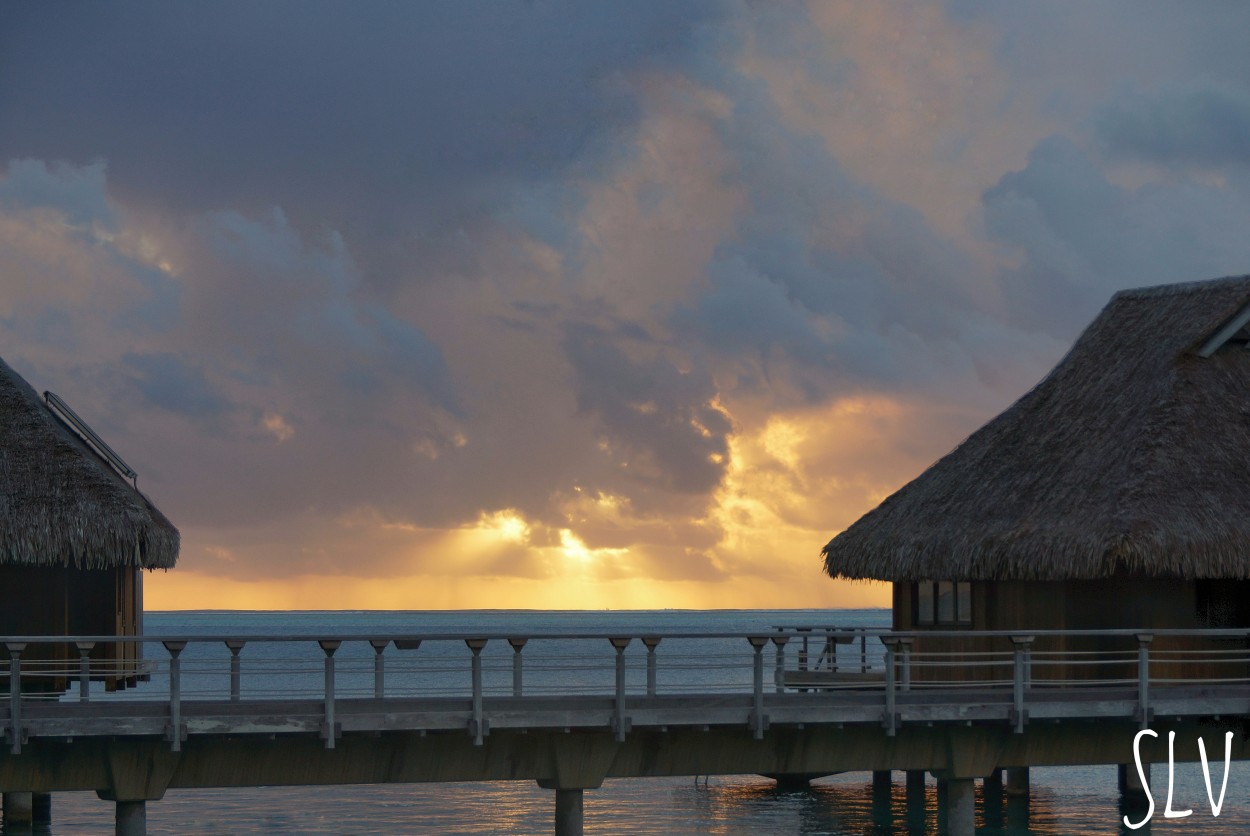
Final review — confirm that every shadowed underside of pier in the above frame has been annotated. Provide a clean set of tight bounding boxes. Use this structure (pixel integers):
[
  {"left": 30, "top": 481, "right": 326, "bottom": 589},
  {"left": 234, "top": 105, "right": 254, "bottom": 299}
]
[{"left": 1, "top": 717, "right": 1246, "bottom": 797}]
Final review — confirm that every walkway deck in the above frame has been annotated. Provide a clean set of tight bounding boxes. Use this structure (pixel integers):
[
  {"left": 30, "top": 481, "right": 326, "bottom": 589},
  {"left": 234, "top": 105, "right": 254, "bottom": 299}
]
[{"left": 2, "top": 627, "right": 1249, "bottom": 834}]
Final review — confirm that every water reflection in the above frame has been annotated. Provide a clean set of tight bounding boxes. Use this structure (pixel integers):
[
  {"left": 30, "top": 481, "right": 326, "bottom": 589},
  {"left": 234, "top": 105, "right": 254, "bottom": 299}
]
[{"left": 16, "top": 768, "right": 1250, "bottom": 834}]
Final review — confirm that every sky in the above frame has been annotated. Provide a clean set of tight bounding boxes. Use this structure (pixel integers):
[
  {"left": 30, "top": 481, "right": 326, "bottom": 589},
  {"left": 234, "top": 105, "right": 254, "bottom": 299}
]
[{"left": 4, "top": 2, "right": 1250, "bottom": 611}]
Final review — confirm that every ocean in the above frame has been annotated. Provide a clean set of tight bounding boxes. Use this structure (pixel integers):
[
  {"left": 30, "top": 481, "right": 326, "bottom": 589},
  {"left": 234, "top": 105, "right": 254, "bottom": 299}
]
[{"left": 19, "top": 609, "right": 1247, "bottom": 834}]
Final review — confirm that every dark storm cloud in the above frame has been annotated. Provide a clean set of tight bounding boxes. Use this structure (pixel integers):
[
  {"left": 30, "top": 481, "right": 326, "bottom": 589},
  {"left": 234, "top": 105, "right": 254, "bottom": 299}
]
[
  {"left": 0, "top": 159, "right": 466, "bottom": 538},
  {"left": 0, "top": 159, "right": 115, "bottom": 228},
  {"left": 672, "top": 76, "right": 988, "bottom": 402},
  {"left": 9, "top": 0, "right": 1250, "bottom": 602},
  {"left": 190, "top": 207, "right": 461, "bottom": 418},
  {"left": 982, "top": 135, "right": 1250, "bottom": 338},
  {"left": 1098, "top": 84, "right": 1250, "bottom": 167},
  {"left": 0, "top": 1, "right": 723, "bottom": 281},
  {"left": 676, "top": 255, "right": 834, "bottom": 369},
  {"left": 0, "top": 160, "right": 182, "bottom": 351},
  {"left": 562, "top": 323, "right": 729, "bottom": 494},
  {"left": 123, "top": 352, "right": 231, "bottom": 423}
]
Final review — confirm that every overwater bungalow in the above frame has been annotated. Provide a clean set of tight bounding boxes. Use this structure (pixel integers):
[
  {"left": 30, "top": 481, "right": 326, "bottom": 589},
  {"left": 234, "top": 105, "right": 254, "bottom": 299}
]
[
  {"left": 822, "top": 275, "right": 1250, "bottom": 683},
  {"left": 0, "top": 356, "right": 178, "bottom": 691}
]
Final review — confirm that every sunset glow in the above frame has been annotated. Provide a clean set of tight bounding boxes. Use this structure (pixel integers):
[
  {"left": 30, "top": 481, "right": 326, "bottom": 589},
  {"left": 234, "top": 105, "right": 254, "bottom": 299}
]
[{"left": 5, "top": 3, "right": 1248, "bottom": 610}]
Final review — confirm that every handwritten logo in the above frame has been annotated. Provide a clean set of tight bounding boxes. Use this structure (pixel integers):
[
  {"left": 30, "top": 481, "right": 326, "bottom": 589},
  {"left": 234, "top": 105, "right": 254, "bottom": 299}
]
[{"left": 1123, "top": 729, "right": 1234, "bottom": 829}]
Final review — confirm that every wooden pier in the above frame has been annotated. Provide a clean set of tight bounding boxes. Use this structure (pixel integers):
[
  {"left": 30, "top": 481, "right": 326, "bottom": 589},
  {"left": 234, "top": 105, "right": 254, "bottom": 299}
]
[{"left": 3, "top": 627, "right": 1250, "bottom": 834}]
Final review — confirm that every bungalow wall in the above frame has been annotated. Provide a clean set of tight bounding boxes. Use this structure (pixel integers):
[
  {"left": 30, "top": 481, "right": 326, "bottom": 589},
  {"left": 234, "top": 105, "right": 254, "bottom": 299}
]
[
  {"left": 894, "top": 578, "right": 1250, "bottom": 686},
  {"left": 0, "top": 565, "right": 143, "bottom": 694}
]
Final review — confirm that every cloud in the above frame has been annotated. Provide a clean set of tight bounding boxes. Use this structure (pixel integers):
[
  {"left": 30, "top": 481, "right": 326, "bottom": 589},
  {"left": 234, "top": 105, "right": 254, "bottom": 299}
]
[
  {"left": 123, "top": 352, "right": 231, "bottom": 423},
  {"left": 982, "top": 135, "right": 1250, "bottom": 337},
  {"left": 0, "top": 160, "right": 464, "bottom": 543},
  {"left": 675, "top": 255, "right": 835, "bottom": 372},
  {"left": 665, "top": 63, "right": 1004, "bottom": 409},
  {"left": 8, "top": 3, "right": 1250, "bottom": 610},
  {"left": 0, "top": 2, "right": 726, "bottom": 286},
  {"left": 1098, "top": 83, "right": 1250, "bottom": 168},
  {"left": 0, "top": 158, "right": 115, "bottom": 229},
  {"left": 191, "top": 207, "right": 461, "bottom": 417},
  {"left": 0, "top": 160, "right": 180, "bottom": 354},
  {"left": 261, "top": 412, "right": 295, "bottom": 443},
  {"left": 562, "top": 322, "right": 730, "bottom": 496}
]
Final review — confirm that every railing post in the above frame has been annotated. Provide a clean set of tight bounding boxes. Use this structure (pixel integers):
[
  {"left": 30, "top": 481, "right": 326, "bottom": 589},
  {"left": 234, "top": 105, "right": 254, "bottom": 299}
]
[
  {"left": 749, "top": 636, "right": 769, "bottom": 740},
  {"left": 508, "top": 638, "right": 528, "bottom": 697},
  {"left": 162, "top": 640, "right": 186, "bottom": 752},
  {"left": 319, "top": 640, "right": 341, "bottom": 749},
  {"left": 466, "top": 638, "right": 489, "bottom": 745},
  {"left": 1024, "top": 638, "right": 1032, "bottom": 688},
  {"left": 76, "top": 641, "right": 95, "bottom": 703},
  {"left": 882, "top": 637, "right": 898, "bottom": 736},
  {"left": 1136, "top": 633, "right": 1153, "bottom": 728},
  {"left": 1010, "top": 635, "right": 1034, "bottom": 734},
  {"left": 898, "top": 638, "right": 913, "bottom": 691},
  {"left": 772, "top": 635, "right": 788, "bottom": 694},
  {"left": 225, "top": 640, "right": 245, "bottom": 702},
  {"left": 642, "top": 636, "right": 661, "bottom": 696},
  {"left": 860, "top": 632, "right": 868, "bottom": 674},
  {"left": 370, "top": 640, "right": 389, "bottom": 699},
  {"left": 610, "top": 637, "right": 631, "bottom": 742},
  {"left": 6, "top": 643, "right": 25, "bottom": 754},
  {"left": 798, "top": 629, "right": 810, "bottom": 672}
]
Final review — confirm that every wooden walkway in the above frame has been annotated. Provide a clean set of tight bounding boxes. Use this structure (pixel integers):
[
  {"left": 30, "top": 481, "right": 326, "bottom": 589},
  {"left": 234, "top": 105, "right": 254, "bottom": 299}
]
[{"left": 3, "top": 627, "right": 1250, "bottom": 834}]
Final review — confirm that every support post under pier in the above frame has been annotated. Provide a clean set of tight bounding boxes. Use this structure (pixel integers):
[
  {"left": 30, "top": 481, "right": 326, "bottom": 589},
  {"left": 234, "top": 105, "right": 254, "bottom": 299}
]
[
  {"left": 116, "top": 800, "right": 146, "bottom": 836},
  {"left": 1119, "top": 762, "right": 1151, "bottom": 807},
  {"left": 1005, "top": 766, "right": 1029, "bottom": 797},
  {"left": 1006, "top": 793, "right": 1030, "bottom": 831},
  {"left": 32, "top": 792, "right": 51, "bottom": 825},
  {"left": 2, "top": 791, "right": 33, "bottom": 825},
  {"left": 905, "top": 769, "right": 927, "bottom": 825},
  {"left": 943, "top": 778, "right": 975, "bottom": 836},
  {"left": 554, "top": 788, "right": 583, "bottom": 836},
  {"left": 871, "top": 769, "right": 892, "bottom": 822},
  {"left": 981, "top": 770, "right": 1005, "bottom": 830},
  {"left": 870, "top": 769, "right": 894, "bottom": 829}
]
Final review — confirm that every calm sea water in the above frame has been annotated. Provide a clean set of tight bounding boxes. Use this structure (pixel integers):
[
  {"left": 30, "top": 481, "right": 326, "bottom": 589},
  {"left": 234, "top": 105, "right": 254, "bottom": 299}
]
[{"left": 17, "top": 609, "right": 1249, "bottom": 834}]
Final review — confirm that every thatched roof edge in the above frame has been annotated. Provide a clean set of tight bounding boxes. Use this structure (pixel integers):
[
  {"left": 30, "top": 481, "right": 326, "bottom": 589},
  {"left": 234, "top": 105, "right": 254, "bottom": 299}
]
[
  {"left": 0, "top": 355, "right": 179, "bottom": 570},
  {"left": 821, "top": 274, "right": 1250, "bottom": 582}
]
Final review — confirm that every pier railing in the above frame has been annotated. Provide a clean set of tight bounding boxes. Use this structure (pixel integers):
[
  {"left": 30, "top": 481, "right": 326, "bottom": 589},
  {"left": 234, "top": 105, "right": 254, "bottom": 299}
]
[{"left": 3, "top": 628, "right": 1250, "bottom": 754}]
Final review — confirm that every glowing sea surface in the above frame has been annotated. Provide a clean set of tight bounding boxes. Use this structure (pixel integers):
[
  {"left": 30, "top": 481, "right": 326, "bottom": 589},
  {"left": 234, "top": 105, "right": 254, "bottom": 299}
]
[{"left": 19, "top": 610, "right": 1250, "bottom": 834}]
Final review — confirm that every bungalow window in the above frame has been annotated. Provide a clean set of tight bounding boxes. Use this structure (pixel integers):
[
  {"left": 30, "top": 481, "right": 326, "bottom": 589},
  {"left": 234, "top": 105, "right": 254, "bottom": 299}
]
[{"left": 915, "top": 580, "right": 972, "bottom": 626}]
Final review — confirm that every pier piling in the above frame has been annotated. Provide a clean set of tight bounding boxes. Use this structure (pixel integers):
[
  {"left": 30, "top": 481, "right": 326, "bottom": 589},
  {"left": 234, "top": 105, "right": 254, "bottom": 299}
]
[
  {"left": 943, "top": 778, "right": 975, "bottom": 836},
  {"left": 981, "top": 768, "right": 1004, "bottom": 828},
  {"left": 31, "top": 793, "right": 50, "bottom": 825},
  {"left": 115, "top": 800, "right": 146, "bottom": 836},
  {"left": 2, "top": 792, "right": 32, "bottom": 825},
  {"left": 1006, "top": 793, "right": 1030, "bottom": 830},
  {"left": 983, "top": 768, "right": 1002, "bottom": 792},
  {"left": 553, "top": 788, "right": 583, "bottom": 836},
  {"left": 1005, "top": 766, "right": 1029, "bottom": 797},
  {"left": 1118, "top": 762, "right": 1151, "bottom": 807},
  {"left": 904, "top": 770, "right": 926, "bottom": 823}
]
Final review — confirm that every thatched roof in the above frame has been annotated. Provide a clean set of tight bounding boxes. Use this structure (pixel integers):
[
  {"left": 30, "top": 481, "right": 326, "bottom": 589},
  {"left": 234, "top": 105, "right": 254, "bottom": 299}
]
[
  {"left": 0, "top": 356, "right": 178, "bottom": 569},
  {"left": 822, "top": 275, "right": 1250, "bottom": 582}
]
